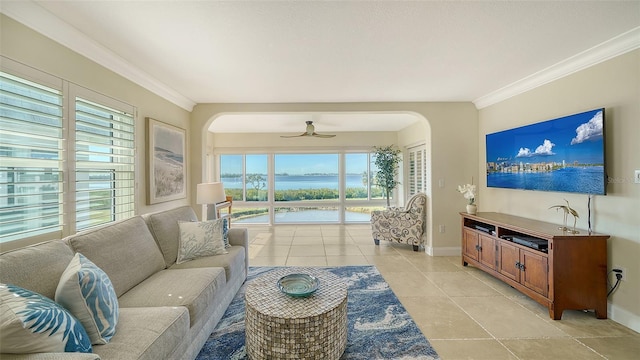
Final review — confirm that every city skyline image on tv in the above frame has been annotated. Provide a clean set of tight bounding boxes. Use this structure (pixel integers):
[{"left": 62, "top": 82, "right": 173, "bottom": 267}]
[{"left": 486, "top": 108, "right": 606, "bottom": 195}]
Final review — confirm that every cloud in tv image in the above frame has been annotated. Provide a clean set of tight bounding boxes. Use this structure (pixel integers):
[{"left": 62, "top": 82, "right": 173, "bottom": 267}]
[{"left": 486, "top": 109, "right": 606, "bottom": 195}]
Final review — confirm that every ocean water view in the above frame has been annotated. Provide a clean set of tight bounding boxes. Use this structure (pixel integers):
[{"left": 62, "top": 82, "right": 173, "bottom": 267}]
[
  {"left": 221, "top": 174, "right": 382, "bottom": 223},
  {"left": 487, "top": 166, "right": 605, "bottom": 194}
]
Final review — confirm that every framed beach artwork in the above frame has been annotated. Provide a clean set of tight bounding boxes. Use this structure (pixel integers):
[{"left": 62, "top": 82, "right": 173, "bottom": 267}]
[{"left": 147, "top": 118, "right": 186, "bottom": 204}]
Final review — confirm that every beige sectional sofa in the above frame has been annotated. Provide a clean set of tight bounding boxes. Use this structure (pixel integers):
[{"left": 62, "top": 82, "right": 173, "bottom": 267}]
[{"left": 0, "top": 206, "right": 248, "bottom": 360}]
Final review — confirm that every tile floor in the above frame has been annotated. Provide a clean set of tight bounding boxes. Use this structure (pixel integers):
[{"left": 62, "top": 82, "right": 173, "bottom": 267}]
[{"left": 245, "top": 224, "right": 640, "bottom": 360}]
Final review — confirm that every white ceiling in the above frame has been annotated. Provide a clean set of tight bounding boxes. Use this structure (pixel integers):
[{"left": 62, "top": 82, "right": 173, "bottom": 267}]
[
  {"left": 209, "top": 113, "right": 421, "bottom": 133},
  {"left": 2, "top": 1, "right": 639, "bottom": 133}
]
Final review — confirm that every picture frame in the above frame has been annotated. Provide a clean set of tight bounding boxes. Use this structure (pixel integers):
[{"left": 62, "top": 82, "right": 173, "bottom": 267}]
[{"left": 147, "top": 117, "right": 187, "bottom": 204}]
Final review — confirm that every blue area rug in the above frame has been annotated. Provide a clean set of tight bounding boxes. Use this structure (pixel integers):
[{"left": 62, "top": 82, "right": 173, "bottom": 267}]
[{"left": 196, "top": 266, "right": 440, "bottom": 360}]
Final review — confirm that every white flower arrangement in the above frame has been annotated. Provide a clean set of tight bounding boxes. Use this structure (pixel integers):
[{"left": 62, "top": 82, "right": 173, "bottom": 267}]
[{"left": 457, "top": 184, "right": 476, "bottom": 205}]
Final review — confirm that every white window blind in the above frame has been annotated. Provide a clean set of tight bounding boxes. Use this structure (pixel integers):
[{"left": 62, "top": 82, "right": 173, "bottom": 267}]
[
  {"left": 407, "top": 144, "right": 427, "bottom": 196},
  {"left": 0, "top": 71, "right": 64, "bottom": 242},
  {"left": 408, "top": 150, "right": 416, "bottom": 195},
  {"left": 74, "top": 97, "right": 135, "bottom": 231}
]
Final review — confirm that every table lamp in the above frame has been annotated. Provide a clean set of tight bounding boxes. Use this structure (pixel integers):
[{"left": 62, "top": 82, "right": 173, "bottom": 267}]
[{"left": 196, "top": 182, "right": 227, "bottom": 220}]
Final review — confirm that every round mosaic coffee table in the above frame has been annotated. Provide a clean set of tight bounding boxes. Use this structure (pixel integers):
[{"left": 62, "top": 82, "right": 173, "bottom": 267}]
[{"left": 244, "top": 267, "right": 348, "bottom": 360}]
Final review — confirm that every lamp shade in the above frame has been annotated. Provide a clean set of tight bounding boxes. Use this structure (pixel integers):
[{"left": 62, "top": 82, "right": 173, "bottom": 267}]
[{"left": 196, "top": 182, "right": 226, "bottom": 204}]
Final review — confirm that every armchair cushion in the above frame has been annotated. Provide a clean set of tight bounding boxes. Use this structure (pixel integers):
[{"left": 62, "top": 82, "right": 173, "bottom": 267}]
[{"left": 371, "top": 193, "right": 426, "bottom": 246}]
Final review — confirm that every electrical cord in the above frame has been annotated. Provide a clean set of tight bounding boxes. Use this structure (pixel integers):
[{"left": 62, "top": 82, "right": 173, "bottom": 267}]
[
  {"left": 587, "top": 195, "right": 592, "bottom": 234},
  {"left": 607, "top": 269, "right": 623, "bottom": 297}
]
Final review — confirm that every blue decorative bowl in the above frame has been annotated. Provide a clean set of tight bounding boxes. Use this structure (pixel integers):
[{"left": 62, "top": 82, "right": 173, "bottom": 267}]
[{"left": 277, "top": 273, "right": 319, "bottom": 297}]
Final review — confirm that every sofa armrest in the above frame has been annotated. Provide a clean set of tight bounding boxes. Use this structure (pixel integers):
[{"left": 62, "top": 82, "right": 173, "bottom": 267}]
[
  {"left": 228, "top": 228, "right": 248, "bottom": 248},
  {"left": 228, "top": 227, "right": 249, "bottom": 274}
]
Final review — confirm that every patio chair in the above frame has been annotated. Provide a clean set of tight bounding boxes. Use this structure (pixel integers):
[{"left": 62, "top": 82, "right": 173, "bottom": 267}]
[{"left": 370, "top": 192, "right": 426, "bottom": 251}]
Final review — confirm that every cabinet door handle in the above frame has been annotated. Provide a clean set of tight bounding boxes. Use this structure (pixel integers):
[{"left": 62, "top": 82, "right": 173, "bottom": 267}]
[
  {"left": 515, "top": 261, "right": 520, "bottom": 269},
  {"left": 515, "top": 262, "right": 525, "bottom": 271},
  {"left": 475, "top": 245, "right": 481, "bottom": 251}
]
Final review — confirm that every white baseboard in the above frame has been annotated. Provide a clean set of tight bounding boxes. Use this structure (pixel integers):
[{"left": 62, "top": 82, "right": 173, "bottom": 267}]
[
  {"left": 608, "top": 302, "right": 640, "bottom": 333},
  {"left": 426, "top": 246, "right": 461, "bottom": 256}
]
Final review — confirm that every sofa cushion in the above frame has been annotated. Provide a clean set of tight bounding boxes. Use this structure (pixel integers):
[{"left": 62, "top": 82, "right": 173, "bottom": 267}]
[
  {"left": 117, "top": 268, "right": 225, "bottom": 327},
  {"left": 142, "top": 206, "right": 198, "bottom": 267},
  {"left": 170, "top": 246, "right": 245, "bottom": 283},
  {"left": 64, "top": 216, "right": 165, "bottom": 298},
  {"left": 92, "top": 307, "right": 189, "bottom": 360},
  {"left": 0, "top": 240, "right": 74, "bottom": 300},
  {"left": 56, "top": 253, "right": 119, "bottom": 345},
  {"left": 176, "top": 219, "right": 228, "bottom": 264},
  {"left": 0, "top": 283, "right": 92, "bottom": 354}
]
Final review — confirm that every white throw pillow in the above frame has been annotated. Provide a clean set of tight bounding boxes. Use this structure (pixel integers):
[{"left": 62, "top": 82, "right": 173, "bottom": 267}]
[
  {"left": 0, "top": 283, "right": 92, "bottom": 354},
  {"left": 177, "top": 218, "right": 228, "bottom": 264},
  {"left": 55, "top": 253, "right": 119, "bottom": 345}
]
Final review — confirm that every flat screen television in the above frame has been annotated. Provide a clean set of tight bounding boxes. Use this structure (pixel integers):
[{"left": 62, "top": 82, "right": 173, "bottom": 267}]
[{"left": 486, "top": 108, "right": 606, "bottom": 195}]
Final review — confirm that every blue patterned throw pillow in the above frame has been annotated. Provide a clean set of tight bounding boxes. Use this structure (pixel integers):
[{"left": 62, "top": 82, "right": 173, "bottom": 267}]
[
  {"left": 55, "top": 253, "right": 119, "bottom": 345},
  {"left": 223, "top": 218, "right": 230, "bottom": 248},
  {"left": 0, "top": 283, "right": 92, "bottom": 354},
  {"left": 177, "top": 218, "right": 228, "bottom": 264}
]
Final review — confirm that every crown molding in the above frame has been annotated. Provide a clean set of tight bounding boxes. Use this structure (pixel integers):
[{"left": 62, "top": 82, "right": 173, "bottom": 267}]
[
  {"left": 473, "top": 26, "right": 640, "bottom": 110},
  {"left": 1, "top": 1, "right": 196, "bottom": 111}
]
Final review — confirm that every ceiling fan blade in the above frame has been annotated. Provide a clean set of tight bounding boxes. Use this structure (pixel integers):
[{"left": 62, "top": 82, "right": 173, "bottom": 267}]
[
  {"left": 312, "top": 133, "right": 336, "bottom": 138},
  {"left": 280, "top": 132, "right": 308, "bottom": 138}
]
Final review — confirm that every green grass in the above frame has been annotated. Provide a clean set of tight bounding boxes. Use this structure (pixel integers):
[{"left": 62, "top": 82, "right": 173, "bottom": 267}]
[{"left": 225, "top": 187, "right": 385, "bottom": 202}]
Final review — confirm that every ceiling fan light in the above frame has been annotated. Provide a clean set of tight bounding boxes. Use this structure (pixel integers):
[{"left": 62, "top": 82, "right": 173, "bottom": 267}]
[{"left": 280, "top": 121, "right": 336, "bottom": 138}]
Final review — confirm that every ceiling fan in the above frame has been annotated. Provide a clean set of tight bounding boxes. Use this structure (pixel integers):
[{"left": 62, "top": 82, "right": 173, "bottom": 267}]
[{"left": 280, "top": 121, "right": 336, "bottom": 138}]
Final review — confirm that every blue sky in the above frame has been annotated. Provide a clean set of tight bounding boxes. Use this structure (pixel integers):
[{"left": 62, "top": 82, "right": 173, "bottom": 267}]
[{"left": 486, "top": 109, "right": 604, "bottom": 165}]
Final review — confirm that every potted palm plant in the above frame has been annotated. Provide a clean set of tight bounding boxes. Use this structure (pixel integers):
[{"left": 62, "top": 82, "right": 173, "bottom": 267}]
[{"left": 372, "top": 145, "right": 402, "bottom": 207}]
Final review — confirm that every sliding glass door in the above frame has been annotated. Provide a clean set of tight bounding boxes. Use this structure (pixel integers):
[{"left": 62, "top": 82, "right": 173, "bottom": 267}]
[
  {"left": 216, "top": 151, "right": 388, "bottom": 224},
  {"left": 220, "top": 154, "right": 269, "bottom": 223},
  {"left": 273, "top": 154, "right": 339, "bottom": 223}
]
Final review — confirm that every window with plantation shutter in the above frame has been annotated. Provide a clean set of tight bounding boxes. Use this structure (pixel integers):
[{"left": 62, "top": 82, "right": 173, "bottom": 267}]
[
  {"left": 408, "top": 151, "right": 416, "bottom": 196},
  {"left": 406, "top": 144, "right": 427, "bottom": 196},
  {"left": 1, "top": 57, "right": 136, "bottom": 244},
  {"left": 73, "top": 95, "right": 135, "bottom": 231},
  {"left": 0, "top": 70, "right": 64, "bottom": 242}
]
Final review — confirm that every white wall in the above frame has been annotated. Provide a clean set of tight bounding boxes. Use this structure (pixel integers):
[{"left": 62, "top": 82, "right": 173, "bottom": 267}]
[{"left": 478, "top": 50, "right": 640, "bottom": 331}]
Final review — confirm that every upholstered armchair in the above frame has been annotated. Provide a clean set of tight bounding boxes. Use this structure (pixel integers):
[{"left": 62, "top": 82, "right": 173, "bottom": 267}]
[{"left": 370, "top": 192, "right": 426, "bottom": 251}]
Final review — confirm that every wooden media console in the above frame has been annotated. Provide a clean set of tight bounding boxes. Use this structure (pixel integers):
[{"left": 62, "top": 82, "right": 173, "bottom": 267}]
[{"left": 460, "top": 212, "right": 609, "bottom": 320}]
